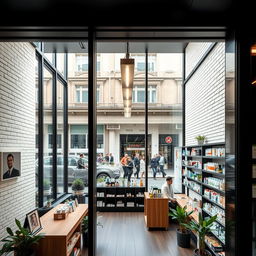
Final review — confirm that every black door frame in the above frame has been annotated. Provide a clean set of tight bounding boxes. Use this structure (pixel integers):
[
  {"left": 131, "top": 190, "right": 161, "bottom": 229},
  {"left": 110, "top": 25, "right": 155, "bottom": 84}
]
[{"left": 0, "top": 26, "right": 242, "bottom": 256}]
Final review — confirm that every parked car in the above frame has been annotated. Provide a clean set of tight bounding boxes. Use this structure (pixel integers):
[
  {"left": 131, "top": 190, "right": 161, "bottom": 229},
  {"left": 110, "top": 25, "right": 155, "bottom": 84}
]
[{"left": 35, "top": 155, "right": 120, "bottom": 186}]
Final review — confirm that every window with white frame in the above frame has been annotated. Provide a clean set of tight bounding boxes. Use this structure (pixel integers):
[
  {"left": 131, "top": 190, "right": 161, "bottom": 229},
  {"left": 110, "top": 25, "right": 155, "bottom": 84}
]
[
  {"left": 75, "top": 85, "right": 100, "bottom": 103},
  {"left": 76, "top": 85, "right": 88, "bottom": 103},
  {"left": 76, "top": 54, "right": 100, "bottom": 72},
  {"left": 76, "top": 55, "right": 88, "bottom": 72},
  {"left": 133, "top": 55, "right": 156, "bottom": 72},
  {"left": 132, "top": 85, "right": 157, "bottom": 103}
]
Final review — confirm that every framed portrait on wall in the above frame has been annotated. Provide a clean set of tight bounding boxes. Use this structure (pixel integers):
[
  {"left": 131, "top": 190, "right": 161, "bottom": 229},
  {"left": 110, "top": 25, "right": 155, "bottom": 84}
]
[
  {"left": 26, "top": 209, "right": 42, "bottom": 234},
  {"left": 0, "top": 152, "right": 21, "bottom": 181}
]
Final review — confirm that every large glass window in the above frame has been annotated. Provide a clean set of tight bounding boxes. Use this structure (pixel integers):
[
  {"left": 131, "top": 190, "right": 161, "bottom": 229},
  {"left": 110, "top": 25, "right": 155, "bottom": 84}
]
[
  {"left": 148, "top": 53, "right": 183, "bottom": 189},
  {"left": 43, "top": 66, "right": 53, "bottom": 204}
]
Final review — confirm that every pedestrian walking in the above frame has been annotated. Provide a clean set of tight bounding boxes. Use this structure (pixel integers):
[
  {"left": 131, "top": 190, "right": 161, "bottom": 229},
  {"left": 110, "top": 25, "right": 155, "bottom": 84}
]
[
  {"left": 159, "top": 153, "right": 167, "bottom": 177},
  {"left": 140, "top": 155, "right": 146, "bottom": 178},
  {"left": 126, "top": 156, "right": 134, "bottom": 184},
  {"left": 133, "top": 153, "right": 140, "bottom": 179},
  {"left": 150, "top": 154, "right": 158, "bottom": 179},
  {"left": 121, "top": 153, "right": 128, "bottom": 178}
]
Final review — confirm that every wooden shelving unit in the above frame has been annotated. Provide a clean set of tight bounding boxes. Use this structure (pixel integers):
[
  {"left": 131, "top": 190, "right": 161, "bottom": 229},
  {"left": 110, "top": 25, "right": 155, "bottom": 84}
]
[
  {"left": 97, "top": 186, "right": 145, "bottom": 212},
  {"left": 36, "top": 204, "right": 88, "bottom": 256},
  {"left": 181, "top": 143, "right": 226, "bottom": 255}
]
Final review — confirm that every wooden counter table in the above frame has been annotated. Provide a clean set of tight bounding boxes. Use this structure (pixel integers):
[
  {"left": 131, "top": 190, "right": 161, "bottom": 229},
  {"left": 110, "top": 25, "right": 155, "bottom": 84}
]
[
  {"left": 175, "top": 194, "right": 199, "bottom": 222},
  {"left": 36, "top": 203, "right": 88, "bottom": 256},
  {"left": 144, "top": 192, "right": 169, "bottom": 230}
]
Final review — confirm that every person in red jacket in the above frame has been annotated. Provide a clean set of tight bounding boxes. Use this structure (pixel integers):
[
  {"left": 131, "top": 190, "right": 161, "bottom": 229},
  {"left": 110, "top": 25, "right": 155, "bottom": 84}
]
[{"left": 121, "top": 154, "right": 128, "bottom": 178}]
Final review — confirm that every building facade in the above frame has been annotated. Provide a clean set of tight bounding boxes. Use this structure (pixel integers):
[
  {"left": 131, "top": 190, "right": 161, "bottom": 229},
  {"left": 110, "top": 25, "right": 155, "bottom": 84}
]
[{"left": 39, "top": 52, "right": 183, "bottom": 168}]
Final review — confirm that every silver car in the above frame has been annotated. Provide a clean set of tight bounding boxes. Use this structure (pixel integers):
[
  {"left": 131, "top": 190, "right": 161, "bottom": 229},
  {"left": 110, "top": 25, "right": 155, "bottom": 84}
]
[{"left": 35, "top": 155, "right": 121, "bottom": 185}]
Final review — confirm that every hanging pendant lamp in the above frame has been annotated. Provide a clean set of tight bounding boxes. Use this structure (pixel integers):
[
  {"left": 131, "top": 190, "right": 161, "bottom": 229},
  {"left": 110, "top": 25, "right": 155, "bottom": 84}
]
[{"left": 120, "top": 42, "right": 135, "bottom": 118}]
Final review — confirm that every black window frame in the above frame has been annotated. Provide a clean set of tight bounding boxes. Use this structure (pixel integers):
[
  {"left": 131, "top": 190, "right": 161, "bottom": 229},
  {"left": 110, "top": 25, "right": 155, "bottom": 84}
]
[{"left": 36, "top": 43, "right": 68, "bottom": 207}]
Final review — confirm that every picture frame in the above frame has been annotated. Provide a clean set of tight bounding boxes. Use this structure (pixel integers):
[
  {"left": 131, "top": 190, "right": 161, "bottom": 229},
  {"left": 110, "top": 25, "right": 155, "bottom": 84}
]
[
  {"left": 0, "top": 151, "right": 21, "bottom": 181},
  {"left": 26, "top": 209, "right": 42, "bottom": 234}
]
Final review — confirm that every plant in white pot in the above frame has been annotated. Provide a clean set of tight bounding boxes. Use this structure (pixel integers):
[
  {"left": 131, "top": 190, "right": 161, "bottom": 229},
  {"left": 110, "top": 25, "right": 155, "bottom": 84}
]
[
  {"left": 169, "top": 205, "right": 193, "bottom": 248},
  {"left": 72, "top": 178, "right": 85, "bottom": 195},
  {"left": 195, "top": 135, "right": 206, "bottom": 145},
  {"left": 184, "top": 213, "right": 217, "bottom": 256}
]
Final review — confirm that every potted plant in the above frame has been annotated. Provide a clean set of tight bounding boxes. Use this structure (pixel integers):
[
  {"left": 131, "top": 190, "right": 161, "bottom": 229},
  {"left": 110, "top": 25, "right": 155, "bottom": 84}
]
[
  {"left": 184, "top": 213, "right": 217, "bottom": 256},
  {"left": 195, "top": 135, "right": 206, "bottom": 145},
  {"left": 81, "top": 216, "right": 88, "bottom": 247},
  {"left": 0, "top": 219, "right": 44, "bottom": 256},
  {"left": 169, "top": 205, "right": 193, "bottom": 248},
  {"left": 72, "top": 178, "right": 85, "bottom": 195}
]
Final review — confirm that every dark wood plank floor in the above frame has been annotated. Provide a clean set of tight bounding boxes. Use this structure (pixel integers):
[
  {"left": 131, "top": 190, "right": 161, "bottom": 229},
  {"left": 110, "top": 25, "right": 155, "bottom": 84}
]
[{"left": 83, "top": 212, "right": 195, "bottom": 256}]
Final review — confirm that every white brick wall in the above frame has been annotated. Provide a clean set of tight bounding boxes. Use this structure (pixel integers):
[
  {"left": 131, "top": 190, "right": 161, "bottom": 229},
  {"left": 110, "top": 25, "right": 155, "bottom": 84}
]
[
  {"left": 0, "top": 42, "right": 36, "bottom": 240},
  {"left": 185, "top": 42, "right": 212, "bottom": 78},
  {"left": 185, "top": 42, "right": 225, "bottom": 145}
]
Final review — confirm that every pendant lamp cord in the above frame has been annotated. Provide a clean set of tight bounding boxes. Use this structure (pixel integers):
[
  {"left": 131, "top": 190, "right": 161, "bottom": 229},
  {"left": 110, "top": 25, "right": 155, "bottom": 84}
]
[{"left": 126, "top": 42, "right": 129, "bottom": 59}]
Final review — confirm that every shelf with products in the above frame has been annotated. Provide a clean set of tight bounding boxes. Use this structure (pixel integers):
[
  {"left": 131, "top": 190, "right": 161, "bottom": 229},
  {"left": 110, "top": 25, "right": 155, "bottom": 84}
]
[
  {"left": 210, "top": 227, "right": 225, "bottom": 246},
  {"left": 202, "top": 195, "right": 225, "bottom": 210},
  {"left": 96, "top": 186, "right": 146, "bottom": 212},
  {"left": 202, "top": 209, "right": 225, "bottom": 227},
  {"left": 182, "top": 165, "right": 203, "bottom": 171},
  {"left": 185, "top": 176, "right": 202, "bottom": 185},
  {"left": 202, "top": 183, "right": 225, "bottom": 195},
  {"left": 181, "top": 143, "right": 226, "bottom": 255},
  {"left": 203, "top": 170, "right": 225, "bottom": 178},
  {"left": 67, "top": 232, "right": 81, "bottom": 256},
  {"left": 205, "top": 238, "right": 224, "bottom": 256},
  {"left": 183, "top": 183, "right": 202, "bottom": 197}
]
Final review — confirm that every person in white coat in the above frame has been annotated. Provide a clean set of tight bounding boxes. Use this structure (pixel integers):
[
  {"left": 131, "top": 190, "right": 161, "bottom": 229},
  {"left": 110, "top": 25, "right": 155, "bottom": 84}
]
[
  {"left": 140, "top": 155, "right": 146, "bottom": 178},
  {"left": 161, "top": 176, "right": 177, "bottom": 209}
]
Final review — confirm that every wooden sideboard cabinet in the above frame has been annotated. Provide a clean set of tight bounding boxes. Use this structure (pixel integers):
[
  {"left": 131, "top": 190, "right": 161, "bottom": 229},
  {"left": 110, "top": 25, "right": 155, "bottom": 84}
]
[{"left": 35, "top": 204, "right": 88, "bottom": 256}]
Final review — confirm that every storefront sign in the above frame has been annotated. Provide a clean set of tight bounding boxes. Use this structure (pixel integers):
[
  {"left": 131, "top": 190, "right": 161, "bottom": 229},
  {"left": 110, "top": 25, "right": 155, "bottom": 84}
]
[
  {"left": 127, "top": 148, "right": 145, "bottom": 151},
  {"left": 165, "top": 136, "right": 172, "bottom": 144}
]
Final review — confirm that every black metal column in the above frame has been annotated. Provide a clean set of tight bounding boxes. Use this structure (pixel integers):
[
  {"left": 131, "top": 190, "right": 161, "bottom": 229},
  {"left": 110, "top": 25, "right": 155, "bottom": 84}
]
[
  {"left": 145, "top": 47, "right": 148, "bottom": 191},
  {"left": 63, "top": 52, "right": 68, "bottom": 194},
  {"left": 52, "top": 70, "right": 57, "bottom": 200},
  {"left": 88, "top": 28, "right": 97, "bottom": 256},
  {"left": 38, "top": 53, "right": 44, "bottom": 208},
  {"left": 182, "top": 45, "right": 186, "bottom": 146}
]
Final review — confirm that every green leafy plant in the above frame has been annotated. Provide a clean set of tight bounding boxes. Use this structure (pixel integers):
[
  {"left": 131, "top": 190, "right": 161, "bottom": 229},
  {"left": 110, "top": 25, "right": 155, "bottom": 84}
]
[
  {"left": 0, "top": 219, "right": 44, "bottom": 256},
  {"left": 184, "top": 213, "right": 217, "bottom": 256},
  {"left": 169, "top": 205, "right": 193, "bottom": 233},
  {"left": 72, "top": 178, "right": 85, "bottom": 191},
  {"left": 195, "top": 135, "right": 206, "bottom": 141}
]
